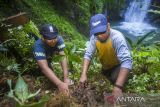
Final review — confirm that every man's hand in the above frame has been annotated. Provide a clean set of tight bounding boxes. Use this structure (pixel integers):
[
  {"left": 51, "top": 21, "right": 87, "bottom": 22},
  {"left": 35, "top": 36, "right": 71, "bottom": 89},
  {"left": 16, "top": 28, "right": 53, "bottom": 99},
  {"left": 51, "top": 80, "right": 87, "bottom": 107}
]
[
  {"left": 112, "top": 86, "right": 122, "bottom": 98},
  {"left": 79, "top": 74, "right": 87, "bottom": 83},
  {"left": 64, "top": 78, "right": 71, "bottom": 85},
  {"left": 104, "top": 87, "right": 122, "bottom": 104},
  {"left": 57, "top": 82, "right": 69, "bottom": 94}
]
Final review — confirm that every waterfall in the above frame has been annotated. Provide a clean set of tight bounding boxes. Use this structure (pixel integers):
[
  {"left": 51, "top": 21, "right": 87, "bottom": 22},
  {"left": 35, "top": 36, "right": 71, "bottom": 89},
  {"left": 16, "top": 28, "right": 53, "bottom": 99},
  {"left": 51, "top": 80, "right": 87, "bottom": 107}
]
[
  {"left": 124, "top": 0, "right": 151, "bottom": 23},
  {"left": 114, "top": 0, "right": 156, "bottom": 36}
]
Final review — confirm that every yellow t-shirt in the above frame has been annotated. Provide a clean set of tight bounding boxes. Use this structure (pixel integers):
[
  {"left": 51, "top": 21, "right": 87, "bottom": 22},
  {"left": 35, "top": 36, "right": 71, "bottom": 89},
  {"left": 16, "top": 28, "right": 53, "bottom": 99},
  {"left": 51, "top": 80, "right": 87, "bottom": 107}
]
[{"left": 96, "top": 38, "right": 119, "bottom": 70}]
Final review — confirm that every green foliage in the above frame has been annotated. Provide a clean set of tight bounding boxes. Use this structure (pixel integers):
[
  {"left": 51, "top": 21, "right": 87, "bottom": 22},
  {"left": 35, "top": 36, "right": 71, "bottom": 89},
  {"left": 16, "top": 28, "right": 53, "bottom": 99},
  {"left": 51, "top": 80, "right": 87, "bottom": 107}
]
[
  {"left": 127, "top": 73, "right": 151, "bottom": 93},
  {"left": 64, "top": 44, "right": 83, "bottom": 81},
  {"left": 148, "top": 9, "right": 160, "bottom": 15},
  {"left": 23, "top": 21, "right": 41, "bottom": 38},
  {"left": 15, "top": 96, "right": 48, "bottom": 107},
  {"left": 0, "top": 0, "right": 159, "bottom": 98},
  {"left": 1, "top": 21, "right": 40, "bottom": 74},
  {"left": 74, "top": 0, "right": 105, "bottom": 26},
  {"left": 7, "top": 74, "right": 41, "bottom": 105},
  {"left": 126, "top": 72, "right": 160, "bottom": 93},
  {"left": 92, "top": 0, "right": 105, "bottom": 13},
  {"left": 51, "top": 39, "right": 101, "bottom": 83},
  {"left": 1, "top": 21, "right": 39, "bottom": 58},
  {"left": 131, "top": 45, "right": 160, "bottom": 74},
  {"left": 23, "top": 0, "right": 85, "bottom": 40},
  {"left": 4, "top": 27, "right": 32, "bottom": 57},
  {"left": 124, "top": 30, "right": 160, "bottom": 93},
  {"left": 64, "top": 44, "right": 81, "bottom": 70},
  {"left": 126, "top": 31, "right": 156, "bottom": 49},
  {"left": 6, "top": 63, "right": 21, "bottom": 73},
  {"left": 1, "top": 39, "right": 17, "bottom": 48},
  {"left": 52, "top": 42, "right": 85, "bottom": 81},
  {"left": 0, "top": 39, "right": 12, "bottom": 52},
  {"left": 75, "top": 0, "right": 91, "bottom": 26},
  {"left": 103, "top": 0, "right": 126, "bottom": 20},
  {"left": 149, "top": 2, "right": 160, "bottom": 15},
  {"left": 0, "top": 53, "right": 17, "bottom": 73},
  {"left": 126, "top": 42, "right": 160, "bottom": 93},
  {"left": 21, "top": 58, "right": 37, "bottom": 74}
]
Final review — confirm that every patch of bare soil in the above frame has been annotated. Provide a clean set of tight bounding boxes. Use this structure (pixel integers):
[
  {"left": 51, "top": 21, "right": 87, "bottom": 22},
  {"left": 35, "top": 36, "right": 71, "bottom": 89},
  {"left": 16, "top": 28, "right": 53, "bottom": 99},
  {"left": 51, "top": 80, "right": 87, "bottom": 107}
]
[{"left": 45, "top": 81, "right": 106, "bottom": 107}]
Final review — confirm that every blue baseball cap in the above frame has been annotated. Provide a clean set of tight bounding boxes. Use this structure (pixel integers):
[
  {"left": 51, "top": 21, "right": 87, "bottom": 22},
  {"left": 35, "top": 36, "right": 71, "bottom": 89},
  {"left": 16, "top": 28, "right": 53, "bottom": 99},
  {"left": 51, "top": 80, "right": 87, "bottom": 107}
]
[
  {"left": 89, "top": 14, "right": 107, "bottom": 36},
  {"left": 40, "top": 24, "right": 58, "bottom": 39}
]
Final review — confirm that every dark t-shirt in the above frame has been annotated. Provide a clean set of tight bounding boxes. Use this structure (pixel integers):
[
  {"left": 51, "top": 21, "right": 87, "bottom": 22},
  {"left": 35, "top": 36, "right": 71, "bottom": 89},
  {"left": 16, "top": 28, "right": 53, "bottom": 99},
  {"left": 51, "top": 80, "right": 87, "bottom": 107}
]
[{"left": 33, "top": 36, "right": 65, "bottom": 60}]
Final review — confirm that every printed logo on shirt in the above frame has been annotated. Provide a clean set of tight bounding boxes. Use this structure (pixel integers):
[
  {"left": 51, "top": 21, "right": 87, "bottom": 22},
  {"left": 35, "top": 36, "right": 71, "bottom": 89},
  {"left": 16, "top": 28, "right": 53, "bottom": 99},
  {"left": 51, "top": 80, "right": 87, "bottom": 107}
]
[
  {"left": 58, "top": 44, "right": 65, "bottom": 49},
  {"left": 34, "top": 52, "right": 46, "bottom": 57}
]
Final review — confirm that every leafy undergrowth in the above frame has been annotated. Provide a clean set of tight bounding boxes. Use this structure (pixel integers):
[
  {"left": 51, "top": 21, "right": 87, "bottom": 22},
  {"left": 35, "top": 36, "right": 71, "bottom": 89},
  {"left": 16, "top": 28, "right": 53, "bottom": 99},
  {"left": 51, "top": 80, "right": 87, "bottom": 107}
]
[
  {"left": 0, "top": 72, "right": 111, "bottom": 107},
  {"left": 0, "top": 71, "right": 160, "bottom": 107}
]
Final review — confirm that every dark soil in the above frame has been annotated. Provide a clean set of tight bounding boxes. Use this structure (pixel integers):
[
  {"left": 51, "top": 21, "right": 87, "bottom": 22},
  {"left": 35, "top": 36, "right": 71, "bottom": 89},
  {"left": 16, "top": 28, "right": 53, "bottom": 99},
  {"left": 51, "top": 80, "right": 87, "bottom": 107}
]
[{"left": 0, "top": 73, "right": 110, "bottom": 107}]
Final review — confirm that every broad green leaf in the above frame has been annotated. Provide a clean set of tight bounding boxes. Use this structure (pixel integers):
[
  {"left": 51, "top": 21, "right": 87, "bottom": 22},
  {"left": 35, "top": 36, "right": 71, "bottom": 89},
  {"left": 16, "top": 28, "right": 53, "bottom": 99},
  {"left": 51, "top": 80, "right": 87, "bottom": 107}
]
[
  {"left": 7, "top": 79, "right": 22, "bottom": 105},
  {"left": 137, "top": 31, "right": 154, "bottom": 46},
  {"left": 15, "top": 75, "right": 29, "bottom": 104}
]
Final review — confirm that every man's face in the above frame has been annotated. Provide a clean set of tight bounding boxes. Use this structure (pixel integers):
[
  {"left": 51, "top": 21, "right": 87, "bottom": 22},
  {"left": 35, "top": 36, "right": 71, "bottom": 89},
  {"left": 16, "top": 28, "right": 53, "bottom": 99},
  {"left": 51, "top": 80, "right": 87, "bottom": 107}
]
[
  {"left": 43, "top": 37, "right": 57, "bottom": 47},
  {"left": 95, "top": 24, "right": 110, "bottom": 43},
  {"left": 95, "top": 31, "right": 108, "bottom": 42}
]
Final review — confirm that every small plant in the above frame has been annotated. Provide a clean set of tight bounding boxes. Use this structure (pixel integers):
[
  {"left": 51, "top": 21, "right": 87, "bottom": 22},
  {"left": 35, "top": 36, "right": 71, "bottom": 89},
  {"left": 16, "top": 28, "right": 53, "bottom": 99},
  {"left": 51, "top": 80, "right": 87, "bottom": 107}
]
[{"left": 7, "top": 65, "right": 40, "bottom": 105}]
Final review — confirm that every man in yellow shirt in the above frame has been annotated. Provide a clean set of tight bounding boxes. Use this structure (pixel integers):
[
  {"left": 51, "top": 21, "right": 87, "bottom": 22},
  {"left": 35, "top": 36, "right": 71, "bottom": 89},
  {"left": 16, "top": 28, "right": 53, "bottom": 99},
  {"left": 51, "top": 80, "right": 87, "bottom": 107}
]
[{"left": 79, "top": 14, "right": 132, "bottom": 99}]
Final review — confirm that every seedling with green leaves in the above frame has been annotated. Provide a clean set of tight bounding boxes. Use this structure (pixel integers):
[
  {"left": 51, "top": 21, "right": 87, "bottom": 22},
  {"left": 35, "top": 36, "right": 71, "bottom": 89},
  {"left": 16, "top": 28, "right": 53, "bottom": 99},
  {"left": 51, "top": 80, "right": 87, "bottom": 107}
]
[{"left": 7, "top": 65, "right": 40, "bottom": 105}]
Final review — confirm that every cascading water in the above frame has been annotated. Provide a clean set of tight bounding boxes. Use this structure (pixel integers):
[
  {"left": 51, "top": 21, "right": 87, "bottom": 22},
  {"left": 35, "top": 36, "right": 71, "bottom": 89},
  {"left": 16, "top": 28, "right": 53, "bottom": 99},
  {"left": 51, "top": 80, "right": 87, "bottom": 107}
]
[
  {"left": 115, "top": 0, "right": 156, "bottom": 36},
  {"left": 125, "top": 0, "right": 151, "bottom": 23}
]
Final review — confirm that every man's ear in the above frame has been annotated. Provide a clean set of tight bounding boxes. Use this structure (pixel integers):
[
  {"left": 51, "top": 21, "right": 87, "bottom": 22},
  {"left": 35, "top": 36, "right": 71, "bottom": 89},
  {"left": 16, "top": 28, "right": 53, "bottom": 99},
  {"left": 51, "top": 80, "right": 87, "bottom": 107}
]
[
  {"left": 107, "top": 23, "right": 110, "bottom": 34},
  {"left": 107, "top": 23, "right": 110, "bottom": 30}
]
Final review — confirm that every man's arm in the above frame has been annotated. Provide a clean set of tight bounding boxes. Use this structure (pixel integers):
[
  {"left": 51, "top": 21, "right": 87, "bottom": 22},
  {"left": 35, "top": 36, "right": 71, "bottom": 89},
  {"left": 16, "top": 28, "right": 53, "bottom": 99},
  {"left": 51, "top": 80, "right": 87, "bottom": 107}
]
[
  {"left": 59, "top": 51, "right": 69, "bottom": 83},
  {"left": 112, "top": 67, "right": 129, "bottom": 97},
  {"left": 111, "top": 30, "right": 132, "bottom": 96},
  {"left": 115, "top": 67, "right": 129, "bottom": 87},
  {"left": 80, "top": 58, "right": 91, "bottom": 82},
  {"left": 37, "top": 59, "right": 68, "bottom": 92},
  {"left": 80, "top": 36, "right": 96, "bottom": 82}
]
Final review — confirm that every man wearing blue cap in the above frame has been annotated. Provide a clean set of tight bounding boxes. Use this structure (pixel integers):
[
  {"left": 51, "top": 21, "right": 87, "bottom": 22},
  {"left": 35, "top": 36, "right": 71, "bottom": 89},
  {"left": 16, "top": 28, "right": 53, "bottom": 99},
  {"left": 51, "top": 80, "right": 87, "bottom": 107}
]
[
  {"left": 79, "top": 14, "right": 132, "bottom": 98},
  {"left": 33, "top": 24, "right": 70, "bottom": 93}
]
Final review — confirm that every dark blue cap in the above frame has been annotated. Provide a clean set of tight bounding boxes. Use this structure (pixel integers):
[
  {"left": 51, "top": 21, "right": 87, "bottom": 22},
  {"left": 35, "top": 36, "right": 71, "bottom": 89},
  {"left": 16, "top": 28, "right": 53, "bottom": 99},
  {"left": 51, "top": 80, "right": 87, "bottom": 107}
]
[
  {"left": 40, "top": 24, "right": 58, "bottom": 39},
  {"left": 90, "top": 14, "right": 107, "bottom": 36}
]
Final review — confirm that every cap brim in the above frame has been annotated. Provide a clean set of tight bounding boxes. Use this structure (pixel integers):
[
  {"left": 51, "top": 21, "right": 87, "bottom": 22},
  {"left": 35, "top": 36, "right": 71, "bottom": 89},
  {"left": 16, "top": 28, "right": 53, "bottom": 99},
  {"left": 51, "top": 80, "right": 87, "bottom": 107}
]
[
  {"left": 43, "top": 32, "right": 58, "bottom": 39},
  {"left": 90, "top": 25, "right": 107, "bottom": 36}
]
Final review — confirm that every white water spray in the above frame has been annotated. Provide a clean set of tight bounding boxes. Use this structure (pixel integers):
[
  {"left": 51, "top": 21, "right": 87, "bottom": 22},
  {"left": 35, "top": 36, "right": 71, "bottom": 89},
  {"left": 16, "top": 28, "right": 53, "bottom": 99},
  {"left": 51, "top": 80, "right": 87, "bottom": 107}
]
[{"left": 115, "top": 0, "right": 156, "bottom": 36}]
